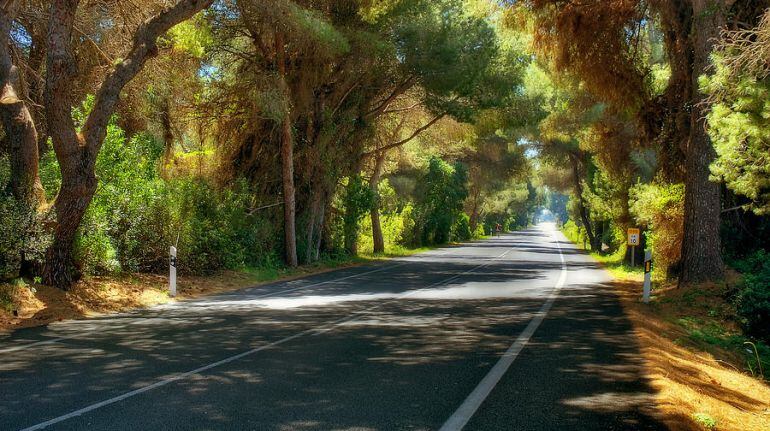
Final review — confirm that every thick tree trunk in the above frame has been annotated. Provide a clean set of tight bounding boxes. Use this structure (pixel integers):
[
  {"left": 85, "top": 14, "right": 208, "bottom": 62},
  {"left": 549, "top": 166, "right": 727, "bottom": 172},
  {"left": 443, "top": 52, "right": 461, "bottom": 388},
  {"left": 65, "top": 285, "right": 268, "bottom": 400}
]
[
  {"left": 275, "top": 31, "right": 298, "bottom": 267},
  {"left": 42, "top": 0, "right": 215, "bottom": 288},
  {"left": 1, "top": 92, "right": 45, "bottom": 205},
  {"left": 369, "top": 151, "right": 386, "bottom": 254},
  {"left": 44, "top": 155, "right": 97, "bottom": 288},
  {"left": 679, "top": 0, "right": 725, "bottom": 283},
  {"left": 312, "top": 194, "right": 326, "bottom": 261},
  {"left": 0, "top": 2, "right": 45, "bottom": 206},
  {"left": 344, "top": 208, "right": 358, "bottom": 256}
]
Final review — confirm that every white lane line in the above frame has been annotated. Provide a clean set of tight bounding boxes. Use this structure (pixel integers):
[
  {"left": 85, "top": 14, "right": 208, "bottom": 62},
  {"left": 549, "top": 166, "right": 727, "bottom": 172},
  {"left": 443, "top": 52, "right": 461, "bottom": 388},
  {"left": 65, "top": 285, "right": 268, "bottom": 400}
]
[
  {"left": 439, "top": 227, "right": 568, "bottom": 431},
  {"left": 0, "top": 250, "right": 451, "bottom": 354},
  {"left": 19, "top": 244, "right": 516, "bottom": 431}
]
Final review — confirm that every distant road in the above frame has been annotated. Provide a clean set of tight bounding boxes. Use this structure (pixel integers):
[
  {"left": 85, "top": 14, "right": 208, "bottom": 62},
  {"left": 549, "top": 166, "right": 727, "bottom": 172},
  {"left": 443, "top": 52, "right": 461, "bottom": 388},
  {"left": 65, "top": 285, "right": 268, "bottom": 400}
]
[{"left": 0, "top": 224, "right": 667, "bottom": 430}]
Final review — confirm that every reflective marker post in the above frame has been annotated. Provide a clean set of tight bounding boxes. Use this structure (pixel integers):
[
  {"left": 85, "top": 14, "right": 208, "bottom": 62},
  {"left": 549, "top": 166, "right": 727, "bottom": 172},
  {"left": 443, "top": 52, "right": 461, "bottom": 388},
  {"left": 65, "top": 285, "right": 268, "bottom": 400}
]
[
  {"left": 169, "top": 246, "right": 177, "bottom": 297},
  {"left": 642, "top": 249, "right": 652, "bottom": 303}
]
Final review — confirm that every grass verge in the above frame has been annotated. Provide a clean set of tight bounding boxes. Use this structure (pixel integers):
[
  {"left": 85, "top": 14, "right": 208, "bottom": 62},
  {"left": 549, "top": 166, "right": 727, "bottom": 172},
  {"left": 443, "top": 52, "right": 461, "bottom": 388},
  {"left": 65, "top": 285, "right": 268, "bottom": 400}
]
[
  {"left": 559, "top": 226, "right": 770, "bottom": 430},
  {"left": 612, "top": 279, "right": 770, "bottom": 431}
]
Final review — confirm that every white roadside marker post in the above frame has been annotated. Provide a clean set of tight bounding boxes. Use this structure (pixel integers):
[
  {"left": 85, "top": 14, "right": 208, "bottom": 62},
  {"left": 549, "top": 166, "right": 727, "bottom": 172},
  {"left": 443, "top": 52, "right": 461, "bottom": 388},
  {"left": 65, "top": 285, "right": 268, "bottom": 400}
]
[
  {"left": 642, "top": 249, "right": 652, "bottom": 303},
  {"left": 169, "top": 246, "right": 177, "bottom": 297}
]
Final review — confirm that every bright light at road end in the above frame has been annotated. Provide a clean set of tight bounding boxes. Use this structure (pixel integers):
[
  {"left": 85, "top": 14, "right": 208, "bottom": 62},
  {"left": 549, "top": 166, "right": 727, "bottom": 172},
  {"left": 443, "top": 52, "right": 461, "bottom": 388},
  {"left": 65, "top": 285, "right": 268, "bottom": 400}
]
[{"left": 536, "top": 208, "right": 555, "bottom": 223}]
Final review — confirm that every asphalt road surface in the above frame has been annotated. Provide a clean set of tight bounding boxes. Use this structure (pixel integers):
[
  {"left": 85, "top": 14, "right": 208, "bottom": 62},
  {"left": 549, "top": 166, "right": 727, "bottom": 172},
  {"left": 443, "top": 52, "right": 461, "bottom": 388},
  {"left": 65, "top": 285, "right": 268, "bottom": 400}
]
[{"left": 0, "top": 224, "right": 667, "bottom": 430}]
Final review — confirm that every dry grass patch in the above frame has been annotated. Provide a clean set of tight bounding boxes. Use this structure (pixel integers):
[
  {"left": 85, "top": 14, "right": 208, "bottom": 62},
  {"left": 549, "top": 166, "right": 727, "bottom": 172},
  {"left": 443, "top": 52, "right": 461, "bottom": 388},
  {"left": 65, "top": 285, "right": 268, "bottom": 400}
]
[
  {"left": 612, "top": 279, "right": 770, "bottom": 431},
  {"left": 0, "top": 260, "right": 367, "bottom": 334}
]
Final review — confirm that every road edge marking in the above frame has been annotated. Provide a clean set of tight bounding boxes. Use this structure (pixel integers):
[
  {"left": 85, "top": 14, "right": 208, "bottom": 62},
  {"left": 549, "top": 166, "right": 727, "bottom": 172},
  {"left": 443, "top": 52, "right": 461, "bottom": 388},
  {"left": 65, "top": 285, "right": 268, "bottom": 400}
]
[
  {"left": 439, "top": 226, "right": 569, "bottom": 431},
  {"left": 1, "top": 249, "right": 456, "bottom": 354},
  {"left": 17, "top": 241, "right": 516, "bottom": 431}
]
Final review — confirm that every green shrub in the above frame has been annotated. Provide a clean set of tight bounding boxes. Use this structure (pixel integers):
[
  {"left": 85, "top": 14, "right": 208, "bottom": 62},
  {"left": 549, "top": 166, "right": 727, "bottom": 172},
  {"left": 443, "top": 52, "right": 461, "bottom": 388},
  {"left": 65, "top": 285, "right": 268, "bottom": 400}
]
[
  {"left": 691, "top": 412, "right": 716, "bottom": 430},
  {"left": 409, "top": 157, "right": 468, "bottom": 246},
  {"left": 61, "top": 103, "right": 281, "bottom": 276},
  {"left": 358, "top": 204, "right": 414, "bottom": 253},
  {"left": 733, "top": 250, "right": 770, "bottom": 342},
  {"left": 0, "top": 156, "right": 52, "bottom": 280},
  {"left": 561, "top": 220, "right": 585, "bottom": 246},
  {"left": 452, "top": 212, "right": 473, "bottom": 242},
  {"left": 630, "top": 182, "right": 684, "bottom": 279},
  {"left": 342, "top": 175, "right": 376, "bottom": 253}
]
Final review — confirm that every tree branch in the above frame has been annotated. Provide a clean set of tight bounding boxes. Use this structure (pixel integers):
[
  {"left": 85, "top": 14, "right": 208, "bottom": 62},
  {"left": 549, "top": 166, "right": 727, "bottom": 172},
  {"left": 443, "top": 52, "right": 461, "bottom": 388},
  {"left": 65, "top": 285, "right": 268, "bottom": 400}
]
[
  {"left": 364, "top": 75, "right": 416, "bottom": 119},
  {"left": 361, "top": 112, "right": 446, "bottom": 157},
  {"left": 82, "top": 0, "right": 213, "bottom": 157}
]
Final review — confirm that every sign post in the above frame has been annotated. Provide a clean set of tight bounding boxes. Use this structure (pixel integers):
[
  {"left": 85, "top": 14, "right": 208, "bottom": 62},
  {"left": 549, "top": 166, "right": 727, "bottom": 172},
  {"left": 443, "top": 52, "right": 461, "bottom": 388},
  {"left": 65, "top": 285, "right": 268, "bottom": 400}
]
[
  {"left": 642, "top": 249, "right": 652, "bottom": 303},
  {"left": 627, "top": 228, "right": 641, "bottom": 266},
  {"left": 169, "top": 246, "right": 177, "bottom": 297}
]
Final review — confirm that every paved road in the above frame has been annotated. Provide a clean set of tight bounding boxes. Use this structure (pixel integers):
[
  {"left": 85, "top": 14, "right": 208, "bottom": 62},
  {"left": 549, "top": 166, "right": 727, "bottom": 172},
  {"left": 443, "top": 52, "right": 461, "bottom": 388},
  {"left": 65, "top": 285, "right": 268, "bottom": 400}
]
[{"left": 0, "top": 224, "right": 666, "bottom": 430}]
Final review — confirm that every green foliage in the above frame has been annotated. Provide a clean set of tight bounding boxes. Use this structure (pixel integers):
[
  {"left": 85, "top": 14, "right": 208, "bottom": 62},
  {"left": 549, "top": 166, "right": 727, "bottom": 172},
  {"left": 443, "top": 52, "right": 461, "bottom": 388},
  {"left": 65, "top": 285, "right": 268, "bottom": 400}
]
[
  {"left": 630, "top": 182, "right": 685, "bottom": 279},
  {"left": 409, "top": 157, "right": 468, "bottom": 246},
  {"left": 342, "top": 175, "right": 376, "bottom": 253},
  {"left": 57, "top": 106, "right": 282, "bottom": 276},
  {"left": 358, "top": 204, "right": 416, "bottom": 253},
  {"left": 691, "top": 413, "right": 717, "bottom": 430},
  {"left": 167, "top": 13, "right": 213, "bottom": 58},
  {"left": 0, "top": 284, "right": 15, "bottom": 312},
  {"left": 704, "top": 53, "right": 770, "bottom": 214},
  {"left": 732, "top": 250, "right": 770, "bottom": 342},
  {"left": 395, "top": 0, "right": 527, "bottom": 120},
  {"left": 0, "top": 157, "right": 52, "bottom": 280},
  {"left": 561, "top": 220, "right": 584, "bottom": 246},
  {"left": 452, "top": 212, "right": 473, "bottom": 241}
]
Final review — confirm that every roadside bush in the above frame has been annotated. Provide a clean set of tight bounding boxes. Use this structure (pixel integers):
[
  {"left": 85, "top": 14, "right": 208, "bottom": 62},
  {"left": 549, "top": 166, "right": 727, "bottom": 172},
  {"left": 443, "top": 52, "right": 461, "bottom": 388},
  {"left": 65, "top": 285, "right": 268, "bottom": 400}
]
[
  {"left": 342, "top": 175, "right": 376, "bottom": 253},
  {"left": 732, "top": 250, "right": 770, "bottom": 342},
  {"left": 561, "top": 220, "right": 585, "bottom": 245},
  {"left": 630, "top": 182, "right": 684, "bottom": 279},
  {"left": 452, "top": 212, "right": 473, "bottom": 241},
  {"left": 358, "top": 204, "right": 414, "bottom": 253},
  {"left": 409, "top": 157, "right": 468, "bottom": 246},
  {"left": 0, "top": 157, "right": 52, "bottom": 280},
  {"left": 61, "top": 105, "right": 281, "bottom": 276}
]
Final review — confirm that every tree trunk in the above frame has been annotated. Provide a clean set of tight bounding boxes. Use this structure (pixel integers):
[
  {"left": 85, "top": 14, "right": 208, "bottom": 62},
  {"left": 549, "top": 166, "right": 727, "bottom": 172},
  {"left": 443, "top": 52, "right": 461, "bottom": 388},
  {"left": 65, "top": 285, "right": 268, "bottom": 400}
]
[
  {"left": 313, "top": 194, "right": 326, "bottom": 261},
  {"left": 304, "top": 182, "right": 324, "bottom": 264},
  {"left": 42, "top": 0, "right": 215, "bottom": 288},
  {"left": 276, "top": 31, "right": 298, "bottom": 267},
  {"left": 280, "top": 113, "right": 298, "bottom": 267},
  {"left": 680, "top": 0, "right": 725, "bottom": 283},
  {"left": 160, "top": 97, "right": 174, "bottom": 177},
  {"left": 1, "top": 92, "right": 45, "bottom": 205},
  {"left": 0, "top": 2, "right": 45, "bottom": 206},
  {"left": 44, "top": 151, "right": 97, "bottom": 288},
  {"left": 569, "top": 152, "right": 598, "bottom": 252},
  {"left": 369, "top": 150, "right": 386, "bottom": 253}
]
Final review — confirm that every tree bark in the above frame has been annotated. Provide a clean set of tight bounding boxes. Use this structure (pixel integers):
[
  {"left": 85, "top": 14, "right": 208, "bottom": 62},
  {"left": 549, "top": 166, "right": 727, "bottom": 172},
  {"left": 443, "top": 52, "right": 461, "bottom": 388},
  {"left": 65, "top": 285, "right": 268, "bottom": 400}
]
[
  {"left": 43, "top": 0, "right": 213, "bottom": 288},
  {"left": 679, "top": 0, "right": 726, "bottom": 283},
  {"left": 160, "top": 97, "right": 174, "bottom": 176},
  {"left": 569, "top": 152, "right": 599, "bottom": 252},
  {"left": 370, "top": 150, "right": 387, "bottom": 253},
  {"left": 0, "top": 1, "right": 45, "bottom": 206},
  {"left": 304, "top": 182, "right": 324, "bottom": 264},
  {"left": 275, "top": 30, "right": 298, "bottom": 267}
]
